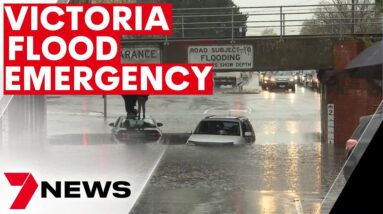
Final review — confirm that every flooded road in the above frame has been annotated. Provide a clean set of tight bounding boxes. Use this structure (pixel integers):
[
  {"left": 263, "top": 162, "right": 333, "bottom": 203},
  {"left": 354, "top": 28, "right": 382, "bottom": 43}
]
[
  {"left": 0, "top": 75, "right": 347, "bottom": 214},
  {"left": 125, "top": 81, "right": 346, "bottom": 213},
  {"left": 130, "top": 139, "right": 345, "bottom": 214}
]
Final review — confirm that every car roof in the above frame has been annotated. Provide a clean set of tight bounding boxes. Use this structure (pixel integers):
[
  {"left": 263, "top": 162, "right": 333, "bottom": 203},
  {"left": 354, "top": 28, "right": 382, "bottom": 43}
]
[
  {"left": 202, "top": 115, "right": 247, "bottom": 121},
  {"left": 118, "top": 115, "right": 154, "bottom": 120}
]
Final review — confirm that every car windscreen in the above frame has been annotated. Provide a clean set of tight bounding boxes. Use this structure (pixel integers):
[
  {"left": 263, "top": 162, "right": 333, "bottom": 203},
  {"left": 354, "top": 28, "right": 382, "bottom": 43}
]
[
  {"left": 275, "top": 71, "right": 290, "bottom": 76},
  {"left": 194, "top": 120, "right": 240, "bottom": 136},
  {"left": 121, "top": 118, "right": 156, "bottom": 129}
]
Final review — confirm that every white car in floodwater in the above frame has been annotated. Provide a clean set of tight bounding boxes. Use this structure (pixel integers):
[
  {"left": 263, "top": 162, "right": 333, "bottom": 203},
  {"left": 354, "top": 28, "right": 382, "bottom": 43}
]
[{"left": 186, "top": 115, "right": 256, "bottom": 146}]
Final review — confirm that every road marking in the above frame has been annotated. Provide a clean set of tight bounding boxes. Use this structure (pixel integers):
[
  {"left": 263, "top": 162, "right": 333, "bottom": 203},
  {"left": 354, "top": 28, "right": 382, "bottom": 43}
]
[
  {"left": 203, "top": 106, "right": 253, "bottom": 115},
  {"left": 48, "top": 111, "right": 104, "bottom": 116},
  {"left": 294, "top": 198, "right": 304, "bottom": 214},
  {"left": 203, "top": 107, "right": 219, "bottom": 114}
]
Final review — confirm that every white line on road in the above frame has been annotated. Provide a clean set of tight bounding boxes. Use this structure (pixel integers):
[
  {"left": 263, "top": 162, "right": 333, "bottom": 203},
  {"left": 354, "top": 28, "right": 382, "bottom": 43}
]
[
  {"left": 203, "top": 106, "right": 253, "bottom": 115},
  {"left": 294, "top": 198, "right": 304, "bottom": 214},
  {"left": 203, "top": 107, "right": 219, "bottom": 114}
]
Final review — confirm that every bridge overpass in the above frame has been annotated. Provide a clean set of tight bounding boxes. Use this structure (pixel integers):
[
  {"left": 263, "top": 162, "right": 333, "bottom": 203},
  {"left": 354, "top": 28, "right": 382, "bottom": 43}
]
[
  {"left": 122, "top": 34, "right": 382, "bottom": 71},
  {"left": 0, "top": 2, "right": 382, "bottom": 213},
  {"left": 119, "top": 3, "right": 382, "bottom": 71}
]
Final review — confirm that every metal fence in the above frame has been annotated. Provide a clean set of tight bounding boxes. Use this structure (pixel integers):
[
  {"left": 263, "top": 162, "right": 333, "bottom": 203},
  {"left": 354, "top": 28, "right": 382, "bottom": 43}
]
[
  {"left": 120, "top": 3, "right": 383, "bottom": 42},
  {"left": 168, "top": 4, "right": 382, "bottom": 41},
  {"left": 67, "top": 1, "right": 382, "bottom": 40}
]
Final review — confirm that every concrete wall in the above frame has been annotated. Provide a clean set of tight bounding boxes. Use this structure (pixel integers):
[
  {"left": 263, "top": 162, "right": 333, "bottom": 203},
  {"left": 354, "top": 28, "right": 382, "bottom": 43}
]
[
  {"left": 321, "top": 40, "right": 382, "bottom": 145},
  {"left": 7, "top": 96, "right": 47, "bottom": 145}
]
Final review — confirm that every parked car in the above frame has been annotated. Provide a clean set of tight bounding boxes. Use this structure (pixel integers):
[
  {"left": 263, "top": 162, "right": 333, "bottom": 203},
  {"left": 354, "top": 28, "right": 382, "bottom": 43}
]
[
  {"left": 297, "top": 70, "right": 315, "bottom": 86},
  {"left": 109, "top": 115, "right": 163, "bottom": 142},
  {"left": 267, "top": 71, "right": 295, "bottom": 92},
  {"left": 186, "top": 115, "right": 256, "bottom": 146},
  {"left": 343, "top": 112, "right": 383, "bottom": 180},
  {"left": 307, "top": 71, "right": 320, "bottom": 91},
  {"left": 214, "top": 72, "right": 243, "bottom": 88},
  {"left": 292, "top": 71, "right": 299, "bottom": 84},
  {"left": 304, "top": 73, "right": 312, "bottom": 87},
  {"left": 297, "top": 71, "right": 305, "bottom": 85},
  {"left": 260, "top": 71, "right": 273, "bottom": 90}
]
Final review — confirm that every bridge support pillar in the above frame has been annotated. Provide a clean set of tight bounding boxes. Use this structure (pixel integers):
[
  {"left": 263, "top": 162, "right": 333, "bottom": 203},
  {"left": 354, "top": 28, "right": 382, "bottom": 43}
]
[
  {"left": 8, "top": 96, "right": 47, "bottom": 145},
  {"left": 321, "top": 40, "right": 382, "bottom": 145}
]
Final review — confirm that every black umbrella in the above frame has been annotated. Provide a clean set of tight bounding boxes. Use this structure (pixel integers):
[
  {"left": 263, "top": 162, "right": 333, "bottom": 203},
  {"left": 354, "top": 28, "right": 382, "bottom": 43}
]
[{"left": 346, "top": 40, "right": 383, "bottom": 80}]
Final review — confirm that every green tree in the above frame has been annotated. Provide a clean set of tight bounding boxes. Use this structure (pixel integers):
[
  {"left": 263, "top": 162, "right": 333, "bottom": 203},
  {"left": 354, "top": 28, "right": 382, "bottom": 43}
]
[
  {"left": 261, "top": 28, "right": 277, "bottom": 36},
  {"left": 300, "top": 0, "right": 381, "bottom": 35}
]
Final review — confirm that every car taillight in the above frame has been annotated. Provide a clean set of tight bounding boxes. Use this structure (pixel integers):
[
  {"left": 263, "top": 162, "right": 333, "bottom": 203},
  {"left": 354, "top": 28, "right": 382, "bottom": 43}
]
[
  {"left": 149, "top": 131, "right": 161, "bottom": 138},
  {"left": 118, "top": 131, "right": 129, "bottom": 139}
]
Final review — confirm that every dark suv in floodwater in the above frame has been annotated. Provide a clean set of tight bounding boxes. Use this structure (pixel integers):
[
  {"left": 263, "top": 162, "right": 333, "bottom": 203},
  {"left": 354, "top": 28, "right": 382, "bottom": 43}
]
[{"left": 267, "top": 71, "right": 295, "bottom": 93}]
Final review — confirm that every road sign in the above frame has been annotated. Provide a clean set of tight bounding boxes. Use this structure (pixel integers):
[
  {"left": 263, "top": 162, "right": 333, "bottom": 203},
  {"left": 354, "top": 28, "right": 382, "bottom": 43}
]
[
  {"left": 327, "top": 104, "right": 335, "bottom": 144},
  {"left": 121, "top": 46, "right": 161, "bottom": 63},
  {"left": 188, "top": 45, "right": 253, "bottom": 70}
]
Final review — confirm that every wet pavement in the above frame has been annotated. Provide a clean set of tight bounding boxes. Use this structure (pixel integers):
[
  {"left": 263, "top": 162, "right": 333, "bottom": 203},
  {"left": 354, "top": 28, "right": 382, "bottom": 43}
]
[
  {"left": 127, "top": 76, "right": 345, "bottom": 213},
  {"left": 130, "top": 142, "right": 346, "bottom": 214},
  {"left": 0, "top": 75, "right": 347, "bottom": 213}
]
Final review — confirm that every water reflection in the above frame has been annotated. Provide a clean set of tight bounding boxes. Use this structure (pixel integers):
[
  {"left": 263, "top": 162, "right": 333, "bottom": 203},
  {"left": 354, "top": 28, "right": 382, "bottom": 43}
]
[
  {"left": 259, "top": 192, "right": 276, "bottom": 213},
  {"left": 314, "top": 143, "right": 322, "bottom": 191},
  {"left": 262, "top": 146, "right": 278, "bottom": 189},
  {"left": 262, "top": 121, "right": 278, "bottom": 135},
  {"left": 288, "top": 93, "right": 296, "bottom": 104},
  {"left": 263, "top": 91, "right": 276, "bottom": 101},
  {"left": 286, "top": 121, "right": 299, "bottom": 134},
  {"left": 287, "top": 144, "right": 300, "bottom": 191}
]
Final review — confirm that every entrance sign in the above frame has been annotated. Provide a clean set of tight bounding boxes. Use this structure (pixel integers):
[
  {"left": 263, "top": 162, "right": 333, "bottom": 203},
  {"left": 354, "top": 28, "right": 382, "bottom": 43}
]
[
  {"left": 188, "top": 45, "right": 253, "bottom": 70},
  {"left": 121, "top": 46, "right": 161, "bottom": 63}
]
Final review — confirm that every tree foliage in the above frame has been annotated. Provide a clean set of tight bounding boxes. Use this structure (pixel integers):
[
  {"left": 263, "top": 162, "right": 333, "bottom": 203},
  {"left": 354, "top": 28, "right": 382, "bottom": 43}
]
[
  {"left": 261, "top": 28, "right": 277, "bottom": 36},
  {"left": 300, "top": 0, "right": 381, "bottom": 35}
]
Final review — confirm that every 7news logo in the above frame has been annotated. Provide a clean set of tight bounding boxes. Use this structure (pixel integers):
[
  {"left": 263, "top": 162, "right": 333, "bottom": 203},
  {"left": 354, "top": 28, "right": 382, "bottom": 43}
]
[{"left": 4, "top": 172, "right": 131, "bottom": 210}]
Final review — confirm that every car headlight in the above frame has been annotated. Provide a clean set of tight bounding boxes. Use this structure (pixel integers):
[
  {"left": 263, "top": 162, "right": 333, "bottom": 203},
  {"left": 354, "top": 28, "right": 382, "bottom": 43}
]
[
  {"left": 270, "top": 77, "right": 276, "bottom": 82},
  {"left": 264, "top": 77, "right": 269, "bottom": 81},
  {"left": 294, "top": 76, "right": 298, "bottom": 80},
  {"left": 289, "top": 78, "right": 294, "bottom": 82}
]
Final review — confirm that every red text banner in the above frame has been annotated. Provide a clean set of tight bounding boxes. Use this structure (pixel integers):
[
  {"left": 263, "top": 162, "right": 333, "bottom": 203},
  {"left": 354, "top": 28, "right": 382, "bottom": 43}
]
[{"left": 3, "top": 4, "right": 213, "bottom": 95}]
